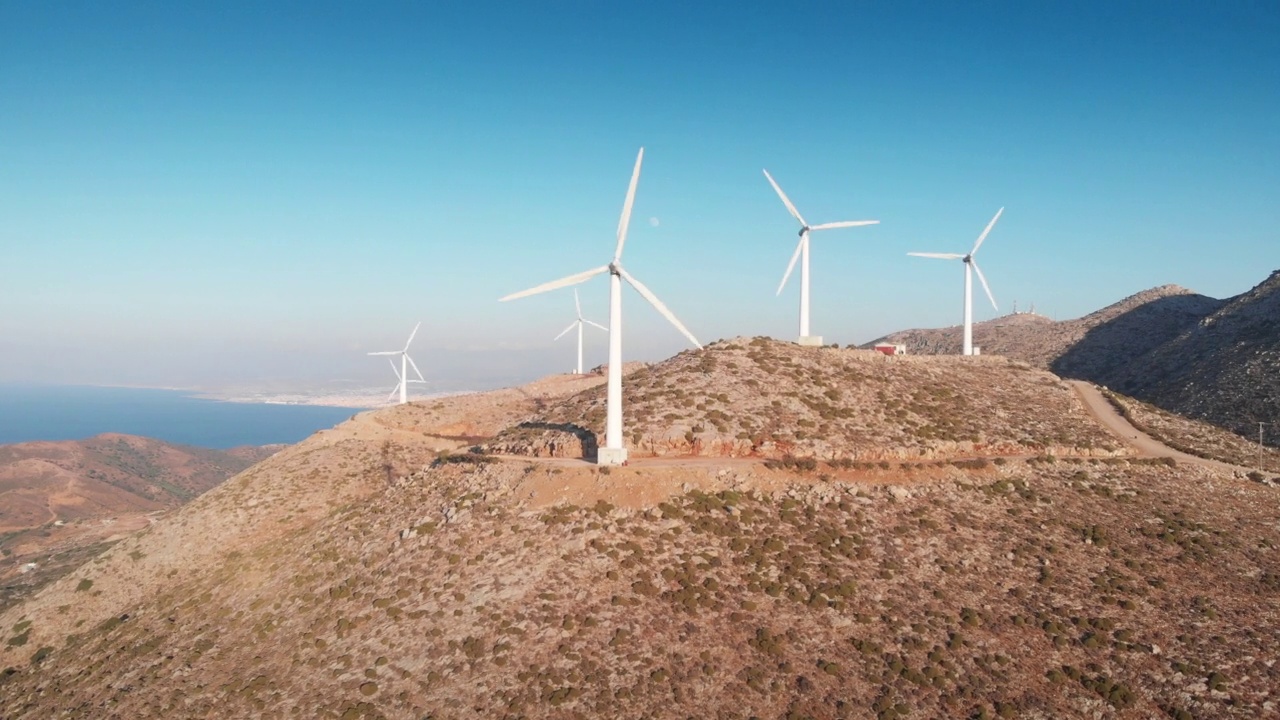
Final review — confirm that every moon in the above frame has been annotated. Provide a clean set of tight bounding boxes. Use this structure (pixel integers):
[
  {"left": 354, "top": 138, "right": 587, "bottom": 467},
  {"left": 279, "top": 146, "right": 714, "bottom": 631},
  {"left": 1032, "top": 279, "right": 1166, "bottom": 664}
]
[{"left": 648, "top": 217, "right": 660, "bottom": 227}]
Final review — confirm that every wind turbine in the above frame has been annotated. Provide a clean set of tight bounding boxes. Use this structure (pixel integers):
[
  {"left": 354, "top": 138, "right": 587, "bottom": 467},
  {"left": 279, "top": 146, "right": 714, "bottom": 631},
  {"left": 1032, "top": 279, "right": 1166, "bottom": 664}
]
[
  {"left": 763, "top": 169, "right": 879, "bottom": 346},
  {"left": 908, "top": 208, "right": 1004, "bottom": 356},
  {"left": 501, "top": 148, "right": 701, "bottom": 466},
  {"left": 384, "top": 358, "right": 426, "bottom": 403},
  {"left": 554, "top": 289, "right": 608, "bottom": 375},
  {"left": 368, "top": 322, "right": 426, "bottom": 404}
]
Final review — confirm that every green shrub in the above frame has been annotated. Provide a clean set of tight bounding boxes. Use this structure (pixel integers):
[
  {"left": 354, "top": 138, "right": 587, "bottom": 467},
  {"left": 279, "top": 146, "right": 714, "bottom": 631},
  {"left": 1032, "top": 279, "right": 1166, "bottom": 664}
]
[{"left": 431, "top": 452, "right": 497, "bottom": 467}]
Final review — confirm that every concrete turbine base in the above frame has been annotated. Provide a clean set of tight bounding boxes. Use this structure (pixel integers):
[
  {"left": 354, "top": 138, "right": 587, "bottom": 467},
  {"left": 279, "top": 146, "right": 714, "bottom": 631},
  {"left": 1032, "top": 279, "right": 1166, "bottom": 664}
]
[
  {"left": 797, "top": 335, "right": 824, "bottom": 347},
  {"left": 596, "top": 447, "right": 629, "bottom": 466}
]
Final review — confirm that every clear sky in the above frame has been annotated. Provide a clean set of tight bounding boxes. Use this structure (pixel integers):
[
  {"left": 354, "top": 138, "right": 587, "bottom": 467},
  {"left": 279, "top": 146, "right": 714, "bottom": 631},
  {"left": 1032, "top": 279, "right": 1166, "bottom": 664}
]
[{"left": 2, "top": 2, "right": 1277, "bottom": 393}]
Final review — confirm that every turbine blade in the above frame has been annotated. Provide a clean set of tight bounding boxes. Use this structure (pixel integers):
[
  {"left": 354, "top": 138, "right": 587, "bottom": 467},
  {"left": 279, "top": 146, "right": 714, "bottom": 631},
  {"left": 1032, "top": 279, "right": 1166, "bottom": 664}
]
[
  {"left": 762, "top": 169, "right": 807, "bottom": 227},
  {"left": 367, "top": 351, "right": 400, "bottom": 356},
  {"left": 388, "top": 358, "right": 401, "bottom": 381},
  {"left": 972, "top": 260, "right": 998, "bottom": 311},
  {"left": 614, "top": 147, "right": 644, "bottom": 262},
  {"left": 574, "top": 288, "right": 582, "bottom": 318},
  {"left": 971, "top": 207, "right": 1004, "bottom": 255},
  {"left": 554, "top": 320, "right": 577, "bottom": 341},
  {"left": 776, "top": 234, "right": 805, "bottom": 296},
  {"left": 585, "top": 320, "right": 608, "bottom": 332},
  {"left": 406, "top": 354, "right": 426, "bottom": 382},
  {"left": 809, "top": 220, "right": 879, "bottom": 231},
  {"left": 907, "top": 252, "right": 964, "bottom": 259},
  {"left": 618, "top": 266, "right": 702, "bottom": 349},
  {"left": 403, "top": 321, "right": 421, "bottom": 351},
  {"left": 387, "top": 382, "right": 400, "bottom": 402},
  {"left": 500, "top": 265, "right": 610, "bottom": 302}
]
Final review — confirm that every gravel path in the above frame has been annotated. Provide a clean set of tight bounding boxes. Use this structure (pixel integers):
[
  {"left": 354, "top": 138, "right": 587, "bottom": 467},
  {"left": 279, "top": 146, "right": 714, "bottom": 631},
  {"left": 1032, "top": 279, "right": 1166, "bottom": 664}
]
[{"left": 1069, "top": 379, "right": 1253, "bottom": 474}]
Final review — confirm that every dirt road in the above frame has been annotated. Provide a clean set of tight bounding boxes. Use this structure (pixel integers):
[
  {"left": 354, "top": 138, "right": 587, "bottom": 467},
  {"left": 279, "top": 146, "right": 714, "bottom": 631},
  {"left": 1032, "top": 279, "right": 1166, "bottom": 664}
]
[{"left": 1068, "top": 380, "right": 1251, "bottom": 474}]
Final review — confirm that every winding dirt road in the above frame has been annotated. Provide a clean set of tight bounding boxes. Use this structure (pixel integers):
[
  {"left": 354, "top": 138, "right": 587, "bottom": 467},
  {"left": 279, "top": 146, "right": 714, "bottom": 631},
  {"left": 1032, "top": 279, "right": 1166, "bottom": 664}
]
[{"left": 1068, "top": 380, "right": 1252, "bottom": 474}]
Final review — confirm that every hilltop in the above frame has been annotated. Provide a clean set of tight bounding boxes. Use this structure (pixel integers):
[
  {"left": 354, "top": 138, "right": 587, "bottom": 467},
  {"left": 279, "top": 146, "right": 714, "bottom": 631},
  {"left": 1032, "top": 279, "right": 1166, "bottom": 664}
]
[
  {"left": 0, "top": 434, "right": 277, "bottom": 611},
  {"left": 0, "top": 434, "right": 275, "bottom": 534},
  {"left": 872, "top": 272, "right": 1279, "bottom": 444},
  {"left": 1096, "top": 270, "right": 1280, "bottom": 440},
  {"left": 1, "top": 341, "right": 1277, "bottom": 719},
  {"left": 871, "top": 285, "right": 1221, "bottom": 369},
  {"left": 485, "top": 337, "right": 1123, "bottom": 462}
]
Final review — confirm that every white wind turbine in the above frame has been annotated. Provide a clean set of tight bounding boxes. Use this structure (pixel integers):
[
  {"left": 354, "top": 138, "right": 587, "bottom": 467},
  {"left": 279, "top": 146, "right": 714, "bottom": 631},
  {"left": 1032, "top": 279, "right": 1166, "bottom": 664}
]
[
  {"left": 368, "top": 322, "right": 426, "bottom": 404},
  {"left": 763, "top": 169, "right": 879, "bottom": 346},
  {"left": 384, "top": 358, "right": 427, "bottom": 403},
  {"left": 501, "top": 147, "right": 701, "bottom": 466},
  {"left": 908, "top": 208, "right": 1004, "bottom": 356},
  {"left": 554, "top": 289, "right": 608, "bottom": 375}
]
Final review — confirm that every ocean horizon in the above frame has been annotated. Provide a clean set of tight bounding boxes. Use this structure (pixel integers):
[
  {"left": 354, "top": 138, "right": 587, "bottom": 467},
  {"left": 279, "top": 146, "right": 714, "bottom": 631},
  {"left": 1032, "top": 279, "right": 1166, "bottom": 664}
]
[{"left": 0, "top": 384, "right": 366, "bottom": 449}]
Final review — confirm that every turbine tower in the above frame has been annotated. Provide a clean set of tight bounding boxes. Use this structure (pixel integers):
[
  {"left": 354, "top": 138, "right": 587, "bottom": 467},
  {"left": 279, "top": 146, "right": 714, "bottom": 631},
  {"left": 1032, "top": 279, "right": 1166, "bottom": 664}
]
[
  {"left": 383, "top": 358, "right": 426, "bottom": 403},
  {"left": 368, "top": 322, "right": 426, "bottom": 404},
  {"left": 908, "top": 208, "right": 1004, "bottom": 356},
  {"left": 501, "top": 148, "right": 701, "bottom": 466},
  {"left": 554, "top": 289, "right": 608, "bottom": 375},
  {"left": 763, "top": 169, "right": 878, "bottom": 346}
]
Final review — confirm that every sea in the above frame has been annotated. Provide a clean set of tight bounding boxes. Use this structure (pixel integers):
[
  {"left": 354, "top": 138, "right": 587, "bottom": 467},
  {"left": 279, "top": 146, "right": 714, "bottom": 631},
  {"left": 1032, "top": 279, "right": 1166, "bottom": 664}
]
[{"left": 0, "top": 385, "right": 366, "bottom": 449}]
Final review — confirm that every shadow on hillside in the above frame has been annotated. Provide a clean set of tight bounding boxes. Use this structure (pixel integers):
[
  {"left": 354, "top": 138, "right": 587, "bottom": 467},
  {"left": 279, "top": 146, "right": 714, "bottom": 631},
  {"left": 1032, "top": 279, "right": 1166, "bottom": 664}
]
[
  {"left": 515, "top": 421, "right": 599, "bottom": 460},
  {"left": 1051, "top": 294, "right": 1222, "bottom": 388}
]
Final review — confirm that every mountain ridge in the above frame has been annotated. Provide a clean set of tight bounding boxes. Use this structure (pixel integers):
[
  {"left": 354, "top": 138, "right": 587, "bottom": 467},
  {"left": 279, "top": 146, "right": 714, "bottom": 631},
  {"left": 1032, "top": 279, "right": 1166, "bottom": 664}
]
[
  {"left": 0, "top": 434, "right": 279, "bottom": 612},
  {"left": 870, "top": 270, "right": 1277, "bottom": 443}
]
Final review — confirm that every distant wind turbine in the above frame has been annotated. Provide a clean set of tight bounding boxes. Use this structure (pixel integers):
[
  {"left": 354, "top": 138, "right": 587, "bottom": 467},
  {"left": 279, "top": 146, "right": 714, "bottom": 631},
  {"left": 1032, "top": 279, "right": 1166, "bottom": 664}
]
[
  {"left": 368, "top": 322, "right": 426, "bottom": 404},
  {"left": 763, "top": 169, "right": 879, "bottom": 345},
  {"left": 383, "top": 358, "right": 427, "bottom": 403},
  {"left": 501, "top": 148, "right": 701, "bottom": 466},
  {"left": 908, "top": 208, "right": 1004, "bottom": 356},
  {"left": 554, "top": 289, "right": 608, "bottom": 375}
]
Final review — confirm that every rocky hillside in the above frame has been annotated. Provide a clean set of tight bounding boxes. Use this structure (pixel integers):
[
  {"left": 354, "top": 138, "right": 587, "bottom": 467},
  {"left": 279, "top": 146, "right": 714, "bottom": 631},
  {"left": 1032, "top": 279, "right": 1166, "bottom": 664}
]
[
  {"left": 1101, "top": 270, "right": 1280, "bottom": 442},
  {"left": 1, "top": 346, "right": 1277, "bottom": 718},
  {"left": 0, "top": 434, "right": 277, "bottom": 534},
  {"left": 872, "top": 285, "right": 1221, "bottom": 370},
  {"left": 1049, "top": 286, "right": 1226, "bottom": 381},
  {"left": 872, "top": 273, "right": 1280, "bottom": 446},
  {"left": 485, "top": 337, "right": 1125, "bottom": 462},
  {"left": 1, "top": 429, "right": 1275, "bottom": 718},
  {"left": 1101, "top": 390, "right": 1280, "bottom": 474},
  {"left": 0, "top": 435, "right": 278, "bottom": 613}
]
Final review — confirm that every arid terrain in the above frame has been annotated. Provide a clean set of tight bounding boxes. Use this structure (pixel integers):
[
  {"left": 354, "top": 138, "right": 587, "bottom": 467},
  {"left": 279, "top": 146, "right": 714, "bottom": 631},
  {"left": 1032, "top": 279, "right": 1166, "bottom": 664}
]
[
  {"left": 1, "top": 339, "right": 1277, "bottom": 719},
  {"left": 0, "top": 435, "right": 277, "bottom": 612},
  {"left": 872, "top": 270, "right": 1280, "bottom": 446}
]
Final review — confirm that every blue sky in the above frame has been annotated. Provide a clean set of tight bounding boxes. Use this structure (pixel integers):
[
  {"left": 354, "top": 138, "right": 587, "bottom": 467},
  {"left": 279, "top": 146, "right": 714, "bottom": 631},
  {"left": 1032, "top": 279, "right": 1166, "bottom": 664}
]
[{"left": 2, "top": 2, "right": 1277, "bottom": 392}]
